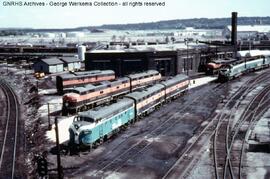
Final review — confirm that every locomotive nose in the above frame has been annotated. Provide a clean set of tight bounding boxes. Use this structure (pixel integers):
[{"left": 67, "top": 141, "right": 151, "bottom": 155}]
[{"left": 63, "top": 93, "right": 79, "bottom": 103}]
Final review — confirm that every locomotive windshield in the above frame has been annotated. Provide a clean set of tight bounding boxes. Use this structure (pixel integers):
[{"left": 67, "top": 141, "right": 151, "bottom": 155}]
[
  {"left": 73, "top": 116, "right": 95, "bottom": 122},
  {"left": 79, "top": 116, "right": 95, "bottom": 123}
]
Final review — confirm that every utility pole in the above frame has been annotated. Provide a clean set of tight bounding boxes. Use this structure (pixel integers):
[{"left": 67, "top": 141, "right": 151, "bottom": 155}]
[
  {"left": 55, "top": 117, "right": 63, "bottom": 179},
  {"left": 47, "top": 103, "right": 51, "bottom": 130}
]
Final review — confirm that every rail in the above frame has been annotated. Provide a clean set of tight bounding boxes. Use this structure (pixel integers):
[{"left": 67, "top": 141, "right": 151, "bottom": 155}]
[{"left": 0, "top": 80, "right": 20, "bottom": 178}]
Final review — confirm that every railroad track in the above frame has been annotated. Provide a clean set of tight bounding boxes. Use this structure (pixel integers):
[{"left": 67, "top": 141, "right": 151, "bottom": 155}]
[
  {"left": 162, "top": 69, "right": 270, "bottom": 179},
  {"left": 68, "top": 69, "right": 270, "bottom": 178},
  {"left": 214, "top": 77, "right": 270, "bottom": 179},
  {"left": 227, "top": 84, "right": 270, "bottom": 179},
  {"left": 67, "top": 83, "right": 225, "bottom": 177},
  {"left": 0, "top": 80, "right": 20, "bottom": 179},
  {"left": 213, "top": 72, "right": 270, "bottom": 179}
]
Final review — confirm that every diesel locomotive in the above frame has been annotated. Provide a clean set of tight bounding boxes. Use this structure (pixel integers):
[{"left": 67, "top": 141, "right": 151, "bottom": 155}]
[
  {"left": 56, "top": 70, "right": 115, "bottom": 94},
  {"left": 62, "top": 70, "right": 161, "bottom": 114},
  {"left": 218, "top": 50, "right": 270, "bottom": 81},
  {"left": 69, "top": 74, "right": 189, "bottom": 147}
]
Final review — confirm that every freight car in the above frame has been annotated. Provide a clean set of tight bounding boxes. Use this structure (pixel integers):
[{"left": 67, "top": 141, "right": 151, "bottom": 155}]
[
  {"left": 69, "top": 74, "right": 189, "bottom": 147},
  {"left": 63, "top": 70, "right": 161, "bottom": 114},
  {"left": 218, "top": 53, "right": 270, "bottom": 81},
  {"left": 56, "top": 70, "right": 115, "bottom": 94}
]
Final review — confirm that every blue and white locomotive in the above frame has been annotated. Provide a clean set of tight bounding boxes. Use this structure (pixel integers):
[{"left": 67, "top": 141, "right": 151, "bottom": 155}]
[
  {"left": 69, "top": 74, "right": 190, "bottom": 147},
  {"left": 69, "top": 98, "right": 135, "bottom": 146},
  {"left": 219, "top": 50, "right": 270, "bottom": 81}
]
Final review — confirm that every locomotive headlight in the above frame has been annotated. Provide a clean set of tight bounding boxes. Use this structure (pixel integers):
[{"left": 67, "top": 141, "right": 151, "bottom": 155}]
[
  {"left": 64, "top": 102, "right": 69, "bottom": 107},
  {"left": 74, "top": 124, "right": 80, "bottom": 130}
]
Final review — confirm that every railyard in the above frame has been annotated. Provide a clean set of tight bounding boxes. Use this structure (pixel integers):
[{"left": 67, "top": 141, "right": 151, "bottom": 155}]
[
  {"left": 1, "top": 62, "right": 270, "bottom": 178},
  {"left": 1, "top": 11, "right": 270, "bottom": 179}
]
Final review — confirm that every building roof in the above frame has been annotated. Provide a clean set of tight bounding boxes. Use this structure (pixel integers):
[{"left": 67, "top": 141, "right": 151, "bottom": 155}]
[
  {"left": 227, "top": 25, "right": 270, "bottom": 33},
  {"left": 40, "top": 58, "right": 63, "bottom": 65},
  {"left": 87, "top": 43, "right": 205, "bottom": 54},
  {"left": 237, "top": 50, "right": 270, "bottom": 58},
  {"left": 60, "top": 57, "right": 81, "bottom": 63}
]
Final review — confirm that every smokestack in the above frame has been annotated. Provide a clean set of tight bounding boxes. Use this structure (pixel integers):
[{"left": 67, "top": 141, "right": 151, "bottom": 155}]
[
  {"left": 231, "top": 12, "right": 238, "bottom": 57},
  {"left": 231, "top": 12, "right": 237, "bottom": 45}
]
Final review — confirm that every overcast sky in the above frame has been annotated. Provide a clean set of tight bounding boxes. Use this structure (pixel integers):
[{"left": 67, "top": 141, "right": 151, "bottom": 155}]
[{"left": 0, "top": 0, "right": 269, "bottom": 28}]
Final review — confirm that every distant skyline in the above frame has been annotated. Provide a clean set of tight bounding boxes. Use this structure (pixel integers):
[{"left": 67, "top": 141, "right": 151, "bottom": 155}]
[{"left": 0, "top": 0, "right": 269, "bottom": 28}]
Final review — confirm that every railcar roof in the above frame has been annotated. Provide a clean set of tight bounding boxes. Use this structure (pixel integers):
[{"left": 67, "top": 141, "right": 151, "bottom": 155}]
[
  {"left": 127, "top": 70, "right": 159, "bottom": 79},
  {"left": 125, "top": 84, "right": 164, "bottom": 100},
  {"left": 58, "top": 70, "right": 115, "bottom": 79},
  {"left": 74, "top": 84, "right": 97, "bottom": 93},
  {"left": 78, "top": 98, "right": 134, "bottom": 121},
  {"left": 162, "top": 74, "right": 189, "bottom": 86},
  {"left": 71, "top": 77, "right": 129, "bottom": 93},
  {"left": 212, "top": 58, "right": 238, "bottom": 64}
]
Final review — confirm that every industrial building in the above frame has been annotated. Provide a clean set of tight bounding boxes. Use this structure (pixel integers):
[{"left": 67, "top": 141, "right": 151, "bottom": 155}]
[
  {"left": 60, "top": 57, "right": 81, "bottom": 71},
  {"left": 223, "top": 25, "right": 270, "bottom": 39},
  {"left": 33, "top": 58, "right": 64, "bottom": 73},
  {"left": 84, "top": 45, "right": 233, "bottom": 76}
]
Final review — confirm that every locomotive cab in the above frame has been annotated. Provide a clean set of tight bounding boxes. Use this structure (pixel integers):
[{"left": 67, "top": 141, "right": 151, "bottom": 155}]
[
  {"left": 74, "top": 116, "right": 95, "bottom": 123},
  {"left": 62, "top": 93, "right": 80, "bottom": 114},
  {"left": 70, "top": 115, "right": 94, "bottom": 145},
  {"left": 218, "top": 66, "right": 231, "bottom": 81}
]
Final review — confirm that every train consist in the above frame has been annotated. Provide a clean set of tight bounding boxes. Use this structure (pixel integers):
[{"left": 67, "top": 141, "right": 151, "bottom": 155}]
[
  {"left": 56, "top": 70, "right": 115, "bottom": 94},
  {"left": 69, "top": 74, "right": 190, "bottom": 147},
  {"left": 62, "top": 70, "right": 161, "bottom": 114},
  {"left": 218, "top": 50, "right": 270, "bottom": 81},
  {"left": 206, "top": 58, "right": 238, "bottom": 75}
]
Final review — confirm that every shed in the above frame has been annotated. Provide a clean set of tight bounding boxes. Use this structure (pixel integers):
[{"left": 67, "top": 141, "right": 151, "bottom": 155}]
[
  {"left": 33, "top": 58, "right": 64, "bottom": 73},
  {"left": 60, "top": 57, "right": 81, "bottom": 71}
]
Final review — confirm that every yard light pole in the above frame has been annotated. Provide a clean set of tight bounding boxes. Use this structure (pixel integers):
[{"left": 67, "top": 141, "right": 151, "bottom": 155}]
[{"left": 55, "top": 117, "right": 64, "bottom": 179}]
